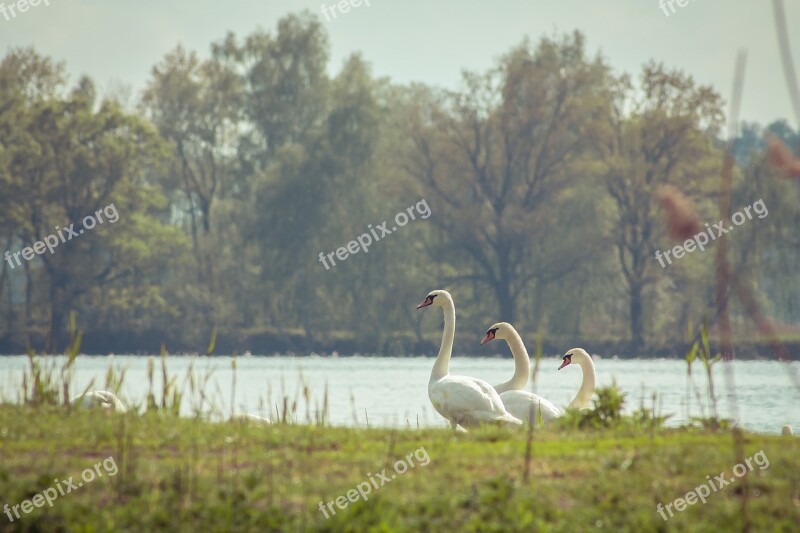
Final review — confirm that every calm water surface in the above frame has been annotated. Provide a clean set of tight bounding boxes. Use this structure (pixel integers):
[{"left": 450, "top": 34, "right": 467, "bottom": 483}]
[{"left": 1, "top": 355, "right": 797, "bottom": 434}]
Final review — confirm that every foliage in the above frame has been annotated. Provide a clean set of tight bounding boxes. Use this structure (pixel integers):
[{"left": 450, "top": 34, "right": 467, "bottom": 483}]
[
  {"left": 144, "top": 347, "right": 182, "bottom": 416},
  {"left": 0, "top": 404, "right": 796, "bottom": 531},
  {"left": 0, "top": 15, "right": 798, "bottom": 355},
  {"left": 21, "top": 312, "right": 84, "bottom": 406},
  {"left": 557, "top": 383, "right": 670, "bottom": 430}
]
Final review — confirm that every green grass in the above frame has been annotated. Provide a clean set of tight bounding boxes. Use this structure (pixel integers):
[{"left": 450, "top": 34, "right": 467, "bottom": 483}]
[{"left": 0, "top": 405, "right": 797, "bottom": 532}]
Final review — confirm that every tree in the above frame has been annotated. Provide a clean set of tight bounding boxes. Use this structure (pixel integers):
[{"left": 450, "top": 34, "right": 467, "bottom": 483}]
[
  {"left": 730, "top": 123, "right": 800, "bottom": 325},
  {"left": 249, "top": 53, "right": 382, "bottom": 342},
  {"left": 236, "top": 13, "right": 330, "bottom": 168},
  {"left": 0, "top": 49, "right": 178, "bottom": 348},
  {"left": 141, "top": 43, "right": 243, "bottom": 298},
  {"left": 601, "top": 63, "right": 723, "bottom": 349},
  {"left": 405, "top": 32, "right": 610, "bottom": 322}
]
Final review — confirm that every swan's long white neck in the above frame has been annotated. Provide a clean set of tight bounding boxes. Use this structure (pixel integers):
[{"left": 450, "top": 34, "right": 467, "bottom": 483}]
[
  {"left": 568, "top": 351, "right": 596, "bottom": 409},
  {"left": 494, "top": 329, "right": 529, "bottom": 394},
  {"left": 430, "top": 296, "right": 455, "bottom": 382}
]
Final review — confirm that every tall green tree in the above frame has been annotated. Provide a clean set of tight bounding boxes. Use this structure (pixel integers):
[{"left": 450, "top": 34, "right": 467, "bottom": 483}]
[
  {"left": 249, "top": 53, "right": 382, "bottom": 342},
  {"left": 142, "top": 43, "right": 243, "bottom": 280},
  {"left": 601, "top": 63, "right": 723, "bottom": 349},
  {"left": 405, "top": 32, "right": 610, "bottom": 322},
  {"left": 0, "top": 49, "right": 182, "bottom": 348},
  {"left": 236, "top": 13, "right": 329, "bottom": 169}
]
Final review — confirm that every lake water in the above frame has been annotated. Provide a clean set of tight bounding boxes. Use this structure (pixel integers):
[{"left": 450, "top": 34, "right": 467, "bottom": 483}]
[{"left": 0, "top": 355, "right": 797, "bottom": 434}]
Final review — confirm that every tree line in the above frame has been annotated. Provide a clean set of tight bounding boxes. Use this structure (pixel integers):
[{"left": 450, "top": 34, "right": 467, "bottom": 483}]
[{"left": 1, "top": 12, "right": 798, "bottom": 356}]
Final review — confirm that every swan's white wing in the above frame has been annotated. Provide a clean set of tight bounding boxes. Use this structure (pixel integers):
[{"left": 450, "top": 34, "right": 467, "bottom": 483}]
[
  {"left": 499, "top": 390, "right": 562, "bottom": 423},
  {"left": 429, "top": 375, "right": 521, "bottom": 427},
  {"left": 231, "top": 413, "right": 273, "bottom": 424},
  {"left": 70, "top": 390, "right": 127, "bottom": 412}
]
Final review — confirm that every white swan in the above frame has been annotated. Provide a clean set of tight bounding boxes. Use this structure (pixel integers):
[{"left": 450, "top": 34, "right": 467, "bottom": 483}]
[
  {"left": 230, "top": 413, "right": 273, "bottom": 424},
  {"left": 417, "top": 290, "right": 522, "bottom": 429},
  {"left": 480, "top": 322, "right": 562, "bottom": 423},
  {"left": 782, "top": 424, "right": 793, "bottom": 436},
  {"left": 558, "top": 348, "right": 596, "bottom": 409},
  {"left": 70, "top": 390, "right": 127, "bottom": 412}
]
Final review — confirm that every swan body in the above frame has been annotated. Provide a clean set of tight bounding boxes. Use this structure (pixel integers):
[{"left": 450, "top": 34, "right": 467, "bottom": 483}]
[
  {"left": 782, "top": 424, "right": 793, "bottom": 436},
  {"left": 417, "top": 290, "right": 522, "bottom": 429},
  {"left": 70, "top": 390, "right": 127, "bottom": 412},
  {"left": 499, "top": 391, "right": 562, "bottom": 423},
  {"left": 558, "top": 348, "right": 597, "bottom": 409},
  {"left": 230, "top": 413, "right": 273, "bottom": 424},
  {"left": 481, "top": 322, "right": 562, "bottom": 423},
  {"left": 428, "top": 375, "right": 522, "bottom": 428}
]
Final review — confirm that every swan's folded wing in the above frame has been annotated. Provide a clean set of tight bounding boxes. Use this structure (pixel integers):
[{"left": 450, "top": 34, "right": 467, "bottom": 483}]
[
  {"left": 430, "top": 375, "right": 517, "bottom": 424},
  {"left": 500, "top": 390, "right": 562, "bottom": 422}
]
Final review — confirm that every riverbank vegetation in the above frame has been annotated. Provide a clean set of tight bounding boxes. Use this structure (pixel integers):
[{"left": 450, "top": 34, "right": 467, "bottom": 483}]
[
  {"left": 3, "top": 337, "right": 798, "bottom": 531},
  {"left": 1, "top": 402, "right": 798, "bottom": 531}
]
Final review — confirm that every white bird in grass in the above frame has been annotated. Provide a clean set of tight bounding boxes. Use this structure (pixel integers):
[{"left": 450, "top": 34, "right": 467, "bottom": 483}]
[
  {"left": 558, "top": 348, "right": 597, "bottom": 409},
  {"left": 480, "top": 322, "right": 562, "bottom": 423},
  {"left": 230, "top": 413, "right": 273, "bottom": 424},
  {"left": 417, "top": 290, "right": 522, "bottom": 430},
  {"left": 70, "top": 391, "right": 127, "bottom": 412}
]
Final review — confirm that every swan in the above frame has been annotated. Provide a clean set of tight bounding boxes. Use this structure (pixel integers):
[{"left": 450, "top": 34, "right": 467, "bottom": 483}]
[
  {"left": 782, "top": 424, "right": 793, "bottom": 436},
  {"left": 70, "top": 390, "right": 127, "bottom": 412},
  {"left": 417, "top": 290, "right": 522, "bottom": 429},
  {"left": 480, "top": 322, "right": 562, "bottom": 423},
  {"left": 558, "top": 348, "right": 597, "bottom": 409},
  {"left": 230, "top": 413, "right": 272, "bottom": 424}
]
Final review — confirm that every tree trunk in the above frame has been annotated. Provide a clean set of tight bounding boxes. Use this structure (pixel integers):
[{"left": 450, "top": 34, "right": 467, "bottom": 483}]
[
  {"left": 0, "top": 240, "right": 12, "bottom": 333},
  {"left": 495, "top": 246, "right": 516, "bottom": 322},
  {"left": 23, "top": 259, "right": 32, "bottom": 329},
  {"left": 574, "top": 278, "right": 586, "bottom": 337},
  {"left": 49, "top": 285, "right": 64, "bottom": 353},
  {"left": 530, "top": 280, "right": 543, "bottom": 329},
  {"left": 495, "top": 281, "right": 515, "bottom": 323},
  {"left": 629, "top": 283, "right": 644, "bottom": 352}
]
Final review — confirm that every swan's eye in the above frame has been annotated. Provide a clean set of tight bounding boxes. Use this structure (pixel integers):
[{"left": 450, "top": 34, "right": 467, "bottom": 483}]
[{"left": 427, "top": 294, "right": 437, "bottom": 302}]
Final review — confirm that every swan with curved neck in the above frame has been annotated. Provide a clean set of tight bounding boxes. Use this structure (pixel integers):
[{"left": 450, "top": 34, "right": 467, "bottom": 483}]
[
  {"left": 558, "top": 348, "right": 596, "bottom": 409},
  {"left": 417, "top": 290, "right": 522, "bottom": 429},
  {"left": 70, "top": 390, "right": 127, "bottom": 412},
  {"left": 481, "top": 322, "right": 562, "bottom": 422}
]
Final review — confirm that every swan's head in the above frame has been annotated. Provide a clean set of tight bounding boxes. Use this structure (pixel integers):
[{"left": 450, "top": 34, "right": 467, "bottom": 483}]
[
  {"left": 559, "top": 348, "right": 590, "bottom": 370},
  {"left": 480, "top": 322, "right": 514, "bottom": 345},
  {"left": 416, "top": 289, "right": 451, "bottom": 310}
]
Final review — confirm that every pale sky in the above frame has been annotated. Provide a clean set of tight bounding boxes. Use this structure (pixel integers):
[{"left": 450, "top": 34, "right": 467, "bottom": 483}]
[{"left": 1, "top": 0, "right": 798, "bottom": 128}]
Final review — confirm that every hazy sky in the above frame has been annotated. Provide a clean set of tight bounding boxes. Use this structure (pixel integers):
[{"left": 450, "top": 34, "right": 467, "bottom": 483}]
[{"left": 1, "top": 0, "right": 798, "bottom": 128}]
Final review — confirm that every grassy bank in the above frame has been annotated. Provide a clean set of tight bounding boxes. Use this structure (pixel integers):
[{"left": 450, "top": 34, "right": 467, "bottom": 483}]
[{"left": 0, "top": 406, "right": 797, "bottom": 532}]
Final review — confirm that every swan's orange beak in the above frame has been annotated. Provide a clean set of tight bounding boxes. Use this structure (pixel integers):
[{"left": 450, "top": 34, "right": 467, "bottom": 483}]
[
  {"left": 480, "top": 331, "right": 495, "bottom": 345},
  {"left": 558, "top": 357, "right": 571, "bottom": 370},
  {"left": 416, "top": 297, "right": 433, "bottom": 309}
]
